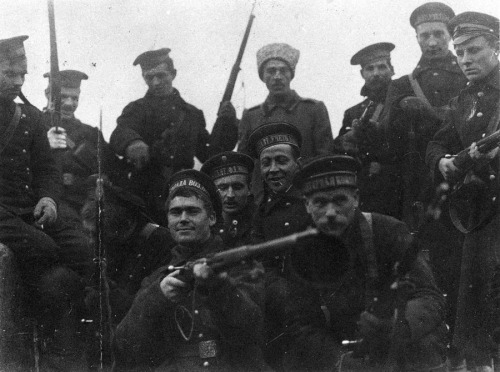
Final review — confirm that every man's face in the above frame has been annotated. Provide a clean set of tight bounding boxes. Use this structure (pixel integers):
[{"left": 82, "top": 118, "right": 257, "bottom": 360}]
[
  {"left": 167, "top": 196, "right": 215, "bottom": 245},
  {"left": 260, "top": 144, "right": 299, "bottom": 193},
  {"left": 60, "top": 87, "right": 80, "bottom": 119},
  {"left": 455, "top": 36, "right": 499, "bottom": 83},
  {"left": 0, "top": 58, "right": 27, "bottom": 101},
  {"left": 142, "top": 62, "right": 176, "bottom": 97},
  {"left": 361, "top": 58, "right": 394, "bottom": 90},
  {"left": 262, "top": 59, "right": 293, "bottom": 97},
  {"left": 305, "top": 188, "right": 359, "bottom": 238},
  {"left": 416, "top": 22, "right": 451, "bottom": 60},
  {"left": 214, "top": 174, "right": 250, "bottom": 215}
]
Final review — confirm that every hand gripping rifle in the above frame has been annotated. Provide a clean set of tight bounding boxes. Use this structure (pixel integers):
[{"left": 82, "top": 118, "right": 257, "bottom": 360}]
[
  {"left": 220, "top": 1, "right": 256, "bottom": 105},
  {"left": 168, "top": 228, "right": 318, "bottom": 280}
]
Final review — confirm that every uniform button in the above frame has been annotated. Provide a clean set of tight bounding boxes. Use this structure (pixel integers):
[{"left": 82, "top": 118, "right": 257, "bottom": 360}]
[
  {"left": 433, "top": 72, "right": 439, "bottom": 76},
  {"left": 26, "top": 167, "right": 30, "bottom": 172},
  {"left": 203, "top": 361, "right": 209, "bottom": 367},
  {"left": 194, "top": 310, "right": 199, "bottom": 315},
  {"left": 170, "top": 155, "right": 174, "bottom": 159},
  {"left": 22, "top": 149, "right": 27, "bottom": 153},
  {"left": 232, "top": 220, "right": 238, "bottom": 225},
  {"left": 25, "top": 185, "right": 29, "bottom": 190},
  {"left": 24, "top": 131, "right": 29, "bottom": 135},
  {"left": 137, "top": 254, "right": 142, "bottom": 258},
  {"left": 21, "top": 114, "right": 26, "bottom": 119},
  {"left": 198, "top": 333, "right": 203, "bottom": 338},
  {"left": 482, "top": 133, "right": 486, "bottom": 138},
  {"left": 285, "top": 202, "right": 291, "bottom": 206},
  {"left": 452, "top": 61, "right": 457, "bottom": 65},
  {"left": 477, "top": 112, "right": 483, "bottom": 117},
  {"left": 478, "top": 92, "right": 484, "bottom": 97},
  {"left": 284, "top": 222, "right": 290, "bottom": 227},
  {"left": 219, "top": 229, "right": 224, "bottom": 234}
]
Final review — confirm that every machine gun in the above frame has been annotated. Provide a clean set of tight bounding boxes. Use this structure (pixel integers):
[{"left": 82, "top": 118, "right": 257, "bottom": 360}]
[{"left": 168, "top": 228, "right": 318, "bottom": 281}]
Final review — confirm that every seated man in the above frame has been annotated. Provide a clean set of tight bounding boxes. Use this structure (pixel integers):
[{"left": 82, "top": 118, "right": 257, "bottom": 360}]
[
  {"left": 0, "top": 36, "right": 92, "bottom": 370},
  {"left": 287, "top": 155, "right": 448, "bottom": 370},
  {"left": 201, "top": 151, "right": 255, "bottom": 248},
  {"left": 113, "top": 170, "right": 268, "bottom": 371}
]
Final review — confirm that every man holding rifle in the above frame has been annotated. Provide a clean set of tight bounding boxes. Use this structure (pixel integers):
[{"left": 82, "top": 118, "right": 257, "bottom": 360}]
[
  {"left": 110, "top": 48, "right": 238, "bottom": 223},
  {"left": 426, "top": 11, "right": 500, "bottom": 370},
  {"left": 113, "top": 169, "right": 269, "bottom": 371}
]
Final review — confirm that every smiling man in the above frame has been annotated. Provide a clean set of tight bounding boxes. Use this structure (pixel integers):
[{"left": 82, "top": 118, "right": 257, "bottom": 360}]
[
  {"left": 201, "top": 151, "right": 255, "bottom": 248},
  {"left": 110, "top": 48, "right": 238, "bottom": 223},
  {"left": 114, "top": 169, "right": 268, "bottom": 371},
  {"left": 426, "top": 11, "right": 500, "bottom": 370},
  {"left": 238, "top": 43, "right": 334, "bottom": 204},
  {"left": 286, "top": 154, "right": 448, "bottom": 370}
]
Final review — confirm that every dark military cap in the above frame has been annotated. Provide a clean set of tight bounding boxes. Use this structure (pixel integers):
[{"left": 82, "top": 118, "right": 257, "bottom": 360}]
[
  {"left": 167, "top": 169, "right": 222, "bottom": 219},
  {"left": 247, "top": 122, "right": 302, "bottom": 159},
  {"left": 43, "top": 70, "right": 89, "bottom": 89},
  {"left": 350, "top": 42, "right": 395, "bottom": 67},
  {"left": 133, "top": 48, "right": 175, "bottom": 71},
  {"left": 200, "top": 151, "right": 254, "bottom": 181},
  {"left": 295, "top": 155, "right": 361, "bottom": 196},
  {"left": 449, "top": 12, "right": 499, "bottom": 45},
  {"left": 410, "top": 2, "right": 455, "bottom": 29},
  {"left": 0, "top": 35, "right": 28, "bottom": 63}
]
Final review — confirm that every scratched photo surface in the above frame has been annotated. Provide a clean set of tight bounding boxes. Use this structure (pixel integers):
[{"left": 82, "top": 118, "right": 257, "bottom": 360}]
[{"left": 1, "top": 0, "right": 499, "bottom": 370}]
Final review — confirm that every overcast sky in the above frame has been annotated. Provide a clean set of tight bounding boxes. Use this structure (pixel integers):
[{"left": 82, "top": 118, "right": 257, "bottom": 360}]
[{"left": 1, "top": 0, "right": 499, "bottom": 140}]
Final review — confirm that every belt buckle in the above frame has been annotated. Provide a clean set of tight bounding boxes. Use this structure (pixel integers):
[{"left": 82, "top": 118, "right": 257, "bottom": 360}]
[{"left": 198, "top": 340, "right": 218, "bottom": 359}]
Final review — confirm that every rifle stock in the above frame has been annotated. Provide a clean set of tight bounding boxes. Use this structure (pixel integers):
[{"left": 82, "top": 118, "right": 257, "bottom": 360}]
[
  {"left": 169, "top": 228, "right": 318, "bottom": 275},
  {"left": 452, "top": 128, "right": 500, "bottom": 174},
  {"left": 220, "top": 3, "right": 256, "bottom": 104}
]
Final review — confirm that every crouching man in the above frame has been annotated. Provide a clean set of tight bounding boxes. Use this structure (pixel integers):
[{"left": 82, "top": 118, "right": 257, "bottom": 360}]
[
  {"left": 113, "top": 169, "right": 269, "bottom": 371},
  {"left": 286, "top": 155, "right": 448, "bottom": 371}
]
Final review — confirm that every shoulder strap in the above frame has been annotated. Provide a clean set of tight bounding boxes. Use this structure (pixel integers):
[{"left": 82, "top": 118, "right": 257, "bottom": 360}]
[
  {"left": 407, "top": 73, "right": 433, "bottom": 109},
  {"left": 371, "top": 103, "right": 384, "bottom": 124},
  {"left": 486, "top": 99, "right": 500, "bottom": 135},
  {"left": 0, "top": 105, "right": 22, "bottom": 156},
  {"left": 360, "top": 212, "right": 379, "bottom": 307}
]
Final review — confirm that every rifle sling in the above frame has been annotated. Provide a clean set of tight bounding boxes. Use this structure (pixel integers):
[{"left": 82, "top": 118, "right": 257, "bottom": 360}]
[
  {"left": 407, "top": 73, "right": 433, "bottom": 110},
  {"left": 0, "top": 105, "right": 22, "bottom": 157}
]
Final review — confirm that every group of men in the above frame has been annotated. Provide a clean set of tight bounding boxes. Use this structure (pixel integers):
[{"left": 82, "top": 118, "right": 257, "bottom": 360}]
[{"left": 0, "top": 1, "right": 499, "bottom": 371}]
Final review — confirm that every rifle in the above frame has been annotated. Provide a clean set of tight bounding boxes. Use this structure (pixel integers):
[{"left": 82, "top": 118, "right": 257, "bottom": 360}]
[
  {"left": 450, "top": 127, "right": 500, "bottom": 182},
  {"left": 220, "top": 1, "right": 256, "bottom": 104},
  {"left": 47, "top": 0, "right": 61, "bottom": 133},
  {"left": 168, "top": 228, "right": 318, "bottom": 279}
]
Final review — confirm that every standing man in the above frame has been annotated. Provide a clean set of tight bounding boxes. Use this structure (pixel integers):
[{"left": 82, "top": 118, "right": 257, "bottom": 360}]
[
  {"left": 238, "top": 43, "right": 334, "bottom": 203},
  {"left": 381, "top": 2, "right": 467, "bottom": 225},
  {"left": 0, "top": 36, "right": 92, "bottom": 370},
  {"left": 426, "top": 12, "right": 500, "bottom": 370},
  {"left": 335, "top": 42, "right": 400, "bottom": 217},
  {"left": 201, "top": 151, "right": 255, "bottom": 248},
  {"left": 113, "top": 169, "right": 268, "bottom": 371},
  {"left": 43, "top": 69, "right": 116, "bottom": 226},
  {"left": 110, "top": 48, "right": 238, "bottom": 223},
  {"left": 287, "top": 154, "right": 448, "bottom": 370}
]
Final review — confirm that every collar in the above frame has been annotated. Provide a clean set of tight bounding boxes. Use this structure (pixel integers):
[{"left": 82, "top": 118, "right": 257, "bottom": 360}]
[
  {"left": 170, "top": 235, "right": 224, "bottom": 265},
  {"left": 360, "top": 83, "right": 390, "bottom": 103},
  {"left": 465, "top": 63, "right": 500, "bottom": 92},
  {"left": 263, "top": 90, "right": 300, "bottom": 114},
  {"left": 145, "top": 87, "right": 184, "bottom": 103},
  {"left": 413, "top": 51, "right": 461, "bottom": 77}
]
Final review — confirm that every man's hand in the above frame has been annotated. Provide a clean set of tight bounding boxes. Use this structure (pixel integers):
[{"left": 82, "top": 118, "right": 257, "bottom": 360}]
[
  {"left": 33, "top": 197, "right": 57, "bottom": 228},
  {"left": 160, "top": 270, "right": 189, "bottom": 302},
  {"left": 193, "top": 260, "right": 228, "bottom": 288},
  {"left": 47, "top": 127, "right": 68, "bottom": 149},
  {"left": 438, "top": 157, "right": 459, "bottom": 181},
  {"left": 469, "top": 142, "right": 499, "bottom": 161},
  {"left": 217, "top": 101, "right": 236, "bottom": 120},
  {"left": 125, "top": 140, "right": 150, "bottom": 170}
]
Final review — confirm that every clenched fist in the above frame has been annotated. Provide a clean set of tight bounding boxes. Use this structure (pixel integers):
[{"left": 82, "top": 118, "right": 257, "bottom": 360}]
[
  {"left": 126, "top": 140, "right": 150, "bottom": 170},
  {"left": 33, "top": 197, "right": 57, "bottom": 228},
  {"left": 47, "top": 127, "right": 68, "bottom": 149}
]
